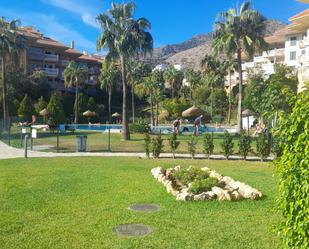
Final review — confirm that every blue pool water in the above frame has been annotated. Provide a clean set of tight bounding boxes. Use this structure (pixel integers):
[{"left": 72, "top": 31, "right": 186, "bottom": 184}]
[{"left": 64, "top": 124, "right": 235, "bottom": 134}]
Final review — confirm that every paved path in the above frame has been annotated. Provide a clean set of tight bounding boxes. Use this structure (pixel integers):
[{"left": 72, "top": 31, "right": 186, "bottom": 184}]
[{"left": 0, "top": 140, "right": 273, "bottom": 161}]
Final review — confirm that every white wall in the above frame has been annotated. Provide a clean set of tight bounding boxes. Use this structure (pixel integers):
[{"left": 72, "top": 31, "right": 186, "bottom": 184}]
[{"left": 285, "top": 34, "right": 303, "bottom": 67}]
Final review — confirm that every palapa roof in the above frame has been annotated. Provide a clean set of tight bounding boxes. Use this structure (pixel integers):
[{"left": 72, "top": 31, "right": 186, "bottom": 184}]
[{"left": 182, "top": 106, "right": 204, "bottom": 118}]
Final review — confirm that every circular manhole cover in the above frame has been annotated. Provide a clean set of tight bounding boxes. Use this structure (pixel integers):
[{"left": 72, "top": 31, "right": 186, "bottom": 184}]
[
  {"left": 114, "top": 223, "right": 152, "bottom": 237},
  {"left": 128, "top": 204, "right": 160, "bottom": 212}
]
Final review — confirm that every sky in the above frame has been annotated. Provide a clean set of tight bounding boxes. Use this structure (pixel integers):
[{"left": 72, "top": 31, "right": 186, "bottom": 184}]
[{"left": 0, "top": 0, "right": 307, "bottom": 54}]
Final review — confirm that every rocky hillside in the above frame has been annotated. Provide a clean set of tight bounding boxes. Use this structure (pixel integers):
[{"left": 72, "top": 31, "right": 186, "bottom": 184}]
[{"left": 148, "top": 19, "right": 286, "bottom": 69}]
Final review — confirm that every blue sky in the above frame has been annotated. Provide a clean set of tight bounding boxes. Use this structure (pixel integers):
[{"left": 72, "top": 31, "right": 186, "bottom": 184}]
[{"left": 0, "top": 0, "right": 307, "bottom": 53}]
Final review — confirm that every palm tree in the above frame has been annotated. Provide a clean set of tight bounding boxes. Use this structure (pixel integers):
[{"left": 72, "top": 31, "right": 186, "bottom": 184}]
[
  {"left": 212, "top": 1, "right": 266, "bottom": 132},
  {"left": 99, "top": 61, "right": 121, "bottom": 123},
  {"left": 96, "top": 2, "right": 153, "bottom": 140},
  {"left": 0, "top": 17, "right": 26, "bottom": 130},
  {"left": 163, "top": 65, "right": 183, "bottom": 98},
  {"left": 201, "top": 55, "right": 226, "bottom": 121},
  {"left": 63, "top": 61, "right": 88, "bottom": 124},
  {"left": 184, "top": 69, "right": 202, "bottom": 102},
  {"left": 127, "top": 61, "right": 150, "bottom": 123}
]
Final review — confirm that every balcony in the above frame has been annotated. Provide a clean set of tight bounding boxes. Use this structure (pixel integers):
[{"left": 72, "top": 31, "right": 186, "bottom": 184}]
[
  {"left": 44, "top": 54, "right": 59, "bottom": 62},
  {"left": 44, "top": 68, "right": 59, "bottom": 77},
  {"left": 88, "top": 67, "right": 100, "bottom": 74},
  {"left": 263, "top": 48, "right": 285, "bottom": 58},
  {"left": 60, "top": 60, "right": 70, "bottom": 66}
]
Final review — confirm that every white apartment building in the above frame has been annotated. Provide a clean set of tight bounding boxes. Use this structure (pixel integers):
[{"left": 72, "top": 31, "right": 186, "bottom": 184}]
[{"left": 226, "top": 3, "right": 309, "bottom": 93}]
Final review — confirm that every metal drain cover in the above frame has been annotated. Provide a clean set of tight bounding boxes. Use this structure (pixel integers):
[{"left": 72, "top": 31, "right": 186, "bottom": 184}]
[
  {"left": 114, "top": 223, "right": 152, "bottom": 237},
  {"left": 128, "top": 204, "right": 160, "bottom": 212}
]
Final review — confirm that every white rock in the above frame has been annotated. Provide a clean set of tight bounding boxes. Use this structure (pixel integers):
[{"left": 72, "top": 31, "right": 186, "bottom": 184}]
[
  {"left": 205, "top": 191, "right": 217, "bottom": 200},
  {"left": 176, "top": 192, "right": 192, "bottom": 201},
  {"left": 174, "top": 165, "right": 181, "bottom": 171},
  {"left": 166, "top": 181, "right": 178, "bottom": 196},
  {"left": 151, "top": 167, "right": 165, "bottom": 179},
  {"left": 211, "top": 186, "right": 231, "bottom": 201},
  {"left": 228, "top": 181, "right": 262, "bottom": 200},
  {"left": 230, "top": 190, "right": 242, "bottom": 200},
  {"left": 193, "top": 192, "right": 210, "bottom": 201}
]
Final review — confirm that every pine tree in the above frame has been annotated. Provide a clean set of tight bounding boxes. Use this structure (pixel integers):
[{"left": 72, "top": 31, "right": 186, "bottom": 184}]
[
  {"left": 35, "top": 96, "right": 47, "bottom": 114},
  {"left": 47, "top": 94, "right": 65, "bottom": 125},
  {"left": 18, "top": 94, "right": 35, "bottom": 120}
]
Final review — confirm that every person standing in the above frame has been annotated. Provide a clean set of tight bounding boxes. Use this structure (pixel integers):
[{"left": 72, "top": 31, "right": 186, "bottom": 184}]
[
  {"left": 194, "top": 115, "right": 203, "bottom": 136},
  {"left": 173, "top": 118, "right": 181, "bottom": 135}
]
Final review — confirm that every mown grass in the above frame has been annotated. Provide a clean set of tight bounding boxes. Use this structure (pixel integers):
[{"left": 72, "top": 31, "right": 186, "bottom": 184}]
[
  {"left": 0, "top": 157, "right": 279, "bottom": 249},
  {"left": 3, "top": 127, "right": 259, "bottom": 155}
]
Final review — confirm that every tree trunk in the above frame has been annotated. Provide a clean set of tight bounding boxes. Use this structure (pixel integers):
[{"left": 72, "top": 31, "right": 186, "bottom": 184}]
[
  {"left": 108, "top": 86, "right": 112, "bottom": 123},
  {"left": 150, "top": 95, "right": 154, "bottom": 127},
  {"left": 211, "top": 82, "right": 213, "bottom": 122},
  {"left": 120, "top": 55, "right": 130, "bottom": 140},
  {"left": 228, "top": 69, "right": 232, "bottom": 124},
  {"left": 74, "top": 83, "right": 79, "bottom": 124},
  {"left": 1, "top": 57, "right": 9, "bottom": 131},
  {"left": 236, "top": 48, "right": 243, "bottom": 133},
  {"left": 156, "top": 102, "right": 159, "bottom": 126},
  {"left": 132, "top": 84, "right": 135, "bottom": 123}
]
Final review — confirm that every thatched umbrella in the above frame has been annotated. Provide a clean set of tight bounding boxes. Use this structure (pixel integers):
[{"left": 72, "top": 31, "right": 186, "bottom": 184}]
[
  {"left": 83, "top": 110, "right": 97, "bottom": 123},
  {"left": 242, "top": 109, "right": 254, "bottom": 133},
  {"left": 182, "top": 106, "right": 204, "bottom": 118},
  {"left": 39, "top": 108, "right": 49, "bottom": 123}
]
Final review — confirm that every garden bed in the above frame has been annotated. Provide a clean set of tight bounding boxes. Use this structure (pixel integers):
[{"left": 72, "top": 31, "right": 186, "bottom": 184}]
[{"left": 151, "top": 165, "right": 262, "bottom": 201}]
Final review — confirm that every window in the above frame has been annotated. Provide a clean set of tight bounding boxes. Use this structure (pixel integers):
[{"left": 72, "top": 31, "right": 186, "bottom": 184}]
[
  {"left": 290, "top": 51, "right": 297, "bottom": 61},
  {"left": 290, "top": 37, "right": 297, "bottom": 46},
  {"left": 301, "top": 50, "right": 306, "bottom": 55}
]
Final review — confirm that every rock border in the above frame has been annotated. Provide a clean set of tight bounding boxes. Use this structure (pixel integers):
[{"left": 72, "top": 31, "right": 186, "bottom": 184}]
[{"left": 151, "top": 166, "right": 262, "bottom": 201}]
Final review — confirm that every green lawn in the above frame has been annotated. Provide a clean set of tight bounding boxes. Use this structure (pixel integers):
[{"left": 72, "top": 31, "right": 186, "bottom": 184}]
[
  {"left": 0, "top": 157, "right": 279, "bottom": 249},
  {"left": 3, "top": 127, "right": 259, "bottom": 155}
]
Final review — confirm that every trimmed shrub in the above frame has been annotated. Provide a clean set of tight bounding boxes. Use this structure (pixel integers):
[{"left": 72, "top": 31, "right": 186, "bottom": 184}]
[
  {"left": 256, "top": 132, "right": 271, "bottom": 162},
  {"left": 275, "top": 89, "right": 309, "bottom": 249},
  {"left": 168, "top": 133, "right": 180, "bottom": 158},
  {"left": 187, "top": 136, "right": 198, "bottom": 159},
  {"left": 144, "top": 133, "right": 151, "bottom": 158},
  {"left": 238, "top": 130, "right": 252, "bottom": 160},
  {"left": 18, "top": 94, "right": 35, "bottom": 120},
  {"left": 35, "top": 96, "right": 47, "bottom": 114},
  {"left": 221, "top": 130, "right": 234, "bottom": 160},
  {"left": 203, "top": 132, "right": 214, "bottom": 159},
  {"left": 189, "top": 177, "right": 219, "bottom": 195},
  {"left": 152, "top": 133, "right": 163, "bottom": 158}
]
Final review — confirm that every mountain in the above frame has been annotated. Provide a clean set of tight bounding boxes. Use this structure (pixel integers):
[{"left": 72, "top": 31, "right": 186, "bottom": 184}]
[{"left": 147, "top": 19, "right": 287, "bottom": 69}]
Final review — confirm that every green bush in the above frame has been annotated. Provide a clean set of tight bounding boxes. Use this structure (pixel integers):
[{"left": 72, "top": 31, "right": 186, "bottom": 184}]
[
  {"left": 144, "top": 133, "right": 151, "bottom": 158},
  {"left": 174, "top": 166, "right": 209, "bottom": 185},
  {"left": 221, "top": 130, "right": 234, "bottom": 160},
  {"left": 256, "top": 132, "right": 271, "bottom": 162},
  {"left": 187, "top": 136, "right": 198, "bottom": 159},
  {"left": 152, "top": 133, "right": 163, "bottom": 158},
  {"left": 275, "top": 89, "right": 309, "bottom": 249},
  {"left": 238, "top": 130, "right": 252, "bottom": 160},
  {"left": 189, "top": 177, "right": 219, "bottom": 195},
  {"left": 35, "top": 96, "right": 47, "bottom": 114},
  {"left": 203, "top": 132, "right": 214, "bottom": 159},
  {"left": 129, "top": 121, "right": 149, "bottom": 133}
]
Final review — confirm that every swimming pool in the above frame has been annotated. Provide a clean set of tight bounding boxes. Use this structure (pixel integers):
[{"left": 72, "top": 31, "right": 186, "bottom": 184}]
[{"left": 64, "top": 124, "right": 236, "bottom": 134}]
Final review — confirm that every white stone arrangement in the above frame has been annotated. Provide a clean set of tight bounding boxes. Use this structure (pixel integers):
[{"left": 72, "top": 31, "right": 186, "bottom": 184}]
[{"left": 151, "top": 166, "right": 263, "bottom": 201}]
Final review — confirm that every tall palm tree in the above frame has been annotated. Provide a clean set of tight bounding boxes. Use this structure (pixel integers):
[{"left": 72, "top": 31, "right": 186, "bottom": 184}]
[
  {"left": 63, "top": 61, "right": 88, "bottom": 124},
  {"left": 212, "top": 1, "right": 266, "bottom": 132},
  {"left": 184, "top": 69, "right": 202, "bottom": 102},
  {"left": 201, "top": 54, "right": 226, "bottom": 121},
  {"left": 0, "top": 17, "right": 26, "bottom": 130},
  {"left": 127, "top": 61, "right": 150, "bottom": 123},
  {"left": 99, "top": 61, "right": 121, "bottom": 123},
  {"left": 163, "top": 65, "right": 183, "bottom": 98},
  {"left": 96, "top": 2, "right": 153, "bottom": 140}
]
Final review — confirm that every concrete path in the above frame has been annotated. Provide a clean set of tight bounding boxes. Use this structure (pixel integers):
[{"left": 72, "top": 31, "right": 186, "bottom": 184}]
[{"left": 0, "top": 140, "right": 273, "bottom": 161}]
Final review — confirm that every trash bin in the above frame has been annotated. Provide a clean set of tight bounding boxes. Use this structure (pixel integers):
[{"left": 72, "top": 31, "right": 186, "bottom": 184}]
[{"left": 76, "top": 135, "right": 87, "bottom": 152}]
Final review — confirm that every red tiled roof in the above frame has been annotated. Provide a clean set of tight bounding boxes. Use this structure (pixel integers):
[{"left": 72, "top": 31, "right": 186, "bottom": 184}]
[
  {"left": 289, "top": 8, "right": 309, "bottom": 21},
  {"left": 78, "top": 55, "right": 103, "bottom": 63},
  {"left": 35, "top": 38, "right": 68, "bottom": 48},
  {"left": 65, "top": 48, "right": 83, "bottom": 55}
]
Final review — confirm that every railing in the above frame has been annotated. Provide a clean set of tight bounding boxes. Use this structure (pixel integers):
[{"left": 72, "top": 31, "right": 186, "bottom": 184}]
[
  {"left": 60, "top": 60, "right": 70, "bottom": 66},
  {"left": 44, "top": 54, "right": 59, "bottom": 62},
  {"left": 44, "top": 68, "right": 59, "bottom": 77}
]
